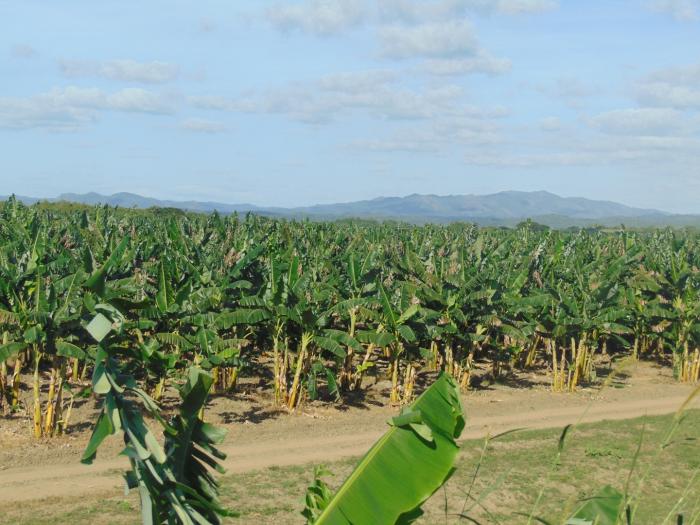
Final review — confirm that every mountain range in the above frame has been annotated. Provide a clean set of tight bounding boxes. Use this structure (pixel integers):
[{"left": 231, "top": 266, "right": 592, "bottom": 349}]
[{"left": 3, "top": 190, "right": 698, "bottom": 228}]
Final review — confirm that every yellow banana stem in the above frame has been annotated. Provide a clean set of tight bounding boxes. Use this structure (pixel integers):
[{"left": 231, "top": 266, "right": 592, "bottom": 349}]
[
  {"left": 288, "top": 332, "right": 311, "bottom": 410},
  {"left": 43, "top": 363, "right": 57, "bottom": 436},
  {"left": 33, "top": 349, "right": 42, "bottom": 439},
  {"left": 11, "top": 354, "right": 22, "bottom": 408}
]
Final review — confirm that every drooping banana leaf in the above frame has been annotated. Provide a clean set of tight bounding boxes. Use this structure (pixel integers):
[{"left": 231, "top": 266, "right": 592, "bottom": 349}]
[{"left": 314, "top": 373, "right": 465, "bottom": 524}]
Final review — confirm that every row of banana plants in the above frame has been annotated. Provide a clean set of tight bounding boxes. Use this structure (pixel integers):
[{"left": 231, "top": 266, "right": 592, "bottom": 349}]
[{"left": 0, "top": 197, "right": 699, "bottom": 436}]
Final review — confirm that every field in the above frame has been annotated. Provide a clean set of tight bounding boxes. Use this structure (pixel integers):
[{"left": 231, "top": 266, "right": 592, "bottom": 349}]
[{"left": 1, "top": 198, "right": 700, "bottom": 523}]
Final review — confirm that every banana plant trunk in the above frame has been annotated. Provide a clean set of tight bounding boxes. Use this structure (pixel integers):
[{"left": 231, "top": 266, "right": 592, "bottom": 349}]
[
  {"left": 11, "top": 354, "right": 22, "bottom": 408},
  {"left": 339, "top": 309, "right": 357, "bottom": 390},
  {"left": 71, "top": 357, "right": 79, "bottom": 380},
  {"left": 52, "top": 362, "right": 66, "bottom": 436},
  {"left": 0, "top": 332, "right": 6, "bottom": 410},
  {"left": 288, "top": 332, "right": 311, "bottom": 410},
  {"left": 0, "top": 361, "right": 6, "bottom": 413},
  {"left": 272, "top": 324, "right": 284, "bottom": 405},
  {"left": 389, "top": 343, "right": 402, "bottom": 405},
  {"left": 32, "top": 347, "right": 42, "bottom": 439},
  {"left": 354, "top": 343, "right": 375, "bottom": 391},
  {"left": 43, "top": 357, "right": 58, "bottom": 436},
  {"left": 153, "top": 375, "right": 166, "bottom": 401}
]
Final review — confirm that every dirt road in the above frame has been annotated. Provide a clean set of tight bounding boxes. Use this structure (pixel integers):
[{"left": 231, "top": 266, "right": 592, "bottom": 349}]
[{"left": 0, "top": 362, "right": 698, "bottom": 504}]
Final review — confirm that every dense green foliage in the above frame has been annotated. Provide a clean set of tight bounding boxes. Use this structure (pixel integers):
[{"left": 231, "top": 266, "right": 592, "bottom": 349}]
[{"left": 1, "top": 196, "right": 699, "bottom": 426}]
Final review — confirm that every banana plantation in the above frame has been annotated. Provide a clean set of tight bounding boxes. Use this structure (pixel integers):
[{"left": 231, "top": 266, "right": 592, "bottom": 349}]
[{"left": 1, "top": 196, "right": 699, "bottom": 439}]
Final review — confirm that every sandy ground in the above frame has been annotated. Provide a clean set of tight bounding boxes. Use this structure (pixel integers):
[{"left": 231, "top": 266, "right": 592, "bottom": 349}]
[{"left": 0, "top": 361, "right": 698, "bottom": 505}]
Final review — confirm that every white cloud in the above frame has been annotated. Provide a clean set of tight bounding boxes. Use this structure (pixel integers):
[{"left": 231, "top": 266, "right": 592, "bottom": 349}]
[
  {"left": 190, "top": 70, "right": 507, "bottom": 154},
  {"left": 59, "top": 59, "right": 179, "bottom": 83},
  {"left": 588, "top": 108, "right": 695, "bottom": 136},
  {"left": 536, "top": 77, "right": 598, "bottom": 107},
  {"left": 553, "top": 77, "right": 597, "bottom": 99},
  {"left": 106, "top": 88, "right": 171, "bottom": 113},
  {"left": 317, "top": 69, "right": 398, "bottom": 91},
  {"left": 648, "top": 63, "right": 700, "bottom": 84},
  {"left": 180, "top": 118, "right": 227, "bottom": 133},
  {"left": 352, "top": 135, "right": 443, "bottom": 152},
  {"left": 378, "top": 0, "right": 470, "bottom": 22},
  {"left": 650, "top": 0, "right": 699, "bottom": 21},
  {"left": 378, "top": 21, "right": 478, "bottom": 58},
  {"left": 263, "top": 1, "right": 530, "bottom": 76},
  {"left": 379, "top": 0, "right": 557, "bottom": 22},
  {"left": 191, "top": 70, "right": 486, "bottom": 123},
  {"left": 352, "top": 118, "right": 502, "bottom": 152},
  {"left": 463, "top": 124, "right": 700, "bottom": 171},
  {"left": 636, "top": 63, "right": 700, "bottom": 108},
  {"left": 638, "top": 83, "right": 700, "bottom": 108},
  {"left": 0, "top": 86, "right": 173, "bottom": 130},
  {"left": 0, "top": 92, "right": 94, "bottom": 131},
  {"left": 539, "top": 116, "right": 562, "bottom": 131},
  {"left": 421, "top": 52, "right": 511, "bottom": 76},
  {"left": 187, "top": 95, "right": 236, "bottom": 112},
  {"left": 265, "top": 0, "right": 558, "bottom": 36},
  {"left": 464, "top": 151, "right": 601, "bottom": 167},
  {"left": 266, "top": 0, "right": 367, "bottom": 36},
  {"left": 494, "top": 0, "right": 558, "bottom": 15},
  {"left": 11, "top": 44, "right": 37, "bottom": 59},
  {"left": 464, "top": 139, "right": 700, "bottom": 168}
]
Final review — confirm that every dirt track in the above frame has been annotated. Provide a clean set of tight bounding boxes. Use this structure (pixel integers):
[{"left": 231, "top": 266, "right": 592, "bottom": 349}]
[{"left": 1, "top": 362, "right": 698, "bottom": 504}]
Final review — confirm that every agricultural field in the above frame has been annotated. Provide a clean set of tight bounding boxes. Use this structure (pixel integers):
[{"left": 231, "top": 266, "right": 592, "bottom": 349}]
[{"left": 1, "top": 197, "right": 700, "bottom": 523}]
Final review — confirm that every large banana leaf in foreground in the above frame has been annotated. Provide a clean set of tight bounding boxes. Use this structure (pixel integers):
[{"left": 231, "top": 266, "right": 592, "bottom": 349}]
[{"left": 314, "top": 373, "right": 465, "bottom": 524}]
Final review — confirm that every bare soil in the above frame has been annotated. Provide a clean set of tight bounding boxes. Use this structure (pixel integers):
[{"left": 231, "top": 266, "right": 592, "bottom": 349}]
[{"left": 0, "top": 360, "right": 698, "bottom": 507}]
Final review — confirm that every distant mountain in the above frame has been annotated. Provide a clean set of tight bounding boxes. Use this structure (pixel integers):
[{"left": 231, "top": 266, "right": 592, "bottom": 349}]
[
  {"left": 290, "top": 191, "right": 667, "bottom": 220},
  {"left": 55, "top": 192, "right": 261, "bottom": 214},
  {"left": 2, "top": 190, "right": 697, "bottom": 228}
]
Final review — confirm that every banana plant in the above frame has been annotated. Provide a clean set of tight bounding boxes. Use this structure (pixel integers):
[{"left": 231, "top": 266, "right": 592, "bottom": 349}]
[
  {"left": 304, "top": 373, "right": 465, "bottom": 524},
  {"left": 82, "top": 308, "right": 233, "bottom": 525},
  {"left": 328, "top": 253, "right": 377, "bottom": 392},
  {"left": 376, "top": 281, "right": 420, "bottom": 404},
  {"left": 80, "top": 236, "right": 233, "bottom": 524},
  {"left": 284, "top": 274, "right": 345, "bottom": 410}
]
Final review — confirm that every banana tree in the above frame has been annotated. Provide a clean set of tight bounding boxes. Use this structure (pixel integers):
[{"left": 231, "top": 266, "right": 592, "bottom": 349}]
[
  {"left": 82, "top": 305, "right": 233, "bottom": 525},
  {"left": 328, "top": 253, "right": 377, "bottom": 391},
  {"left": 415, "top": 274, "right": 470, "bottom": 387},
  {"left": 376, "top": 282, "right": 420, "bottom": 404},
  {"left": 285, "top": 277, "right": 346, "bottom": 410}
]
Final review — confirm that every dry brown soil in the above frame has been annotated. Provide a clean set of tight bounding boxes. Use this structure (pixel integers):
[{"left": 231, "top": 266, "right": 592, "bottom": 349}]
[{"left": 0, "top": 361, "right": 698, "bottom": 507}]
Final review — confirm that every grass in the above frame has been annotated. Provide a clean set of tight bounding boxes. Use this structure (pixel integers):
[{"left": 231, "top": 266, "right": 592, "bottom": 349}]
[
  {"left": 3, "top": 410, "right": 699, "bottom": 524},
  {"left": 428, "top": 409, "right": 700, "bottom": 524}
]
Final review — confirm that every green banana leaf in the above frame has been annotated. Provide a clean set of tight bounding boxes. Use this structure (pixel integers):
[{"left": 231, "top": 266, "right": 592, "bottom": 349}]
[
  {"left": 314, "top": 373, "right": 465, "bottom": 524},
  {"left": 0, "top": 341, "right": 26, "bottom": 362},
  {"left": 566, "top": 485, "right": 625, "bottom": 525}
]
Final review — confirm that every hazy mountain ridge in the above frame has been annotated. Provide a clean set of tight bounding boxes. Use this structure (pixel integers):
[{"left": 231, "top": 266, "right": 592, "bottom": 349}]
[
  {"left": 2, "top": 190, "right": 696, "bottom": 228},
  {"left": 56, "top": 192, "right": 262, "bottom": 214},
  {"left": 292, "top": 191, "right": 667, "bottom": 220}
]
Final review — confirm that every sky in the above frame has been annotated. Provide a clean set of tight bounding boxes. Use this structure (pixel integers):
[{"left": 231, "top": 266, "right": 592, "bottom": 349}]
[{"left": 1, "top": 0, "right": 700, "bottom": 213}]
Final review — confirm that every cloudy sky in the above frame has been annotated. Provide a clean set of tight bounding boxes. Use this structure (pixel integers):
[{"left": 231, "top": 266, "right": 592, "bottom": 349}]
[{"left": 2, "top": 0, "right": 700, "bottom": 212}]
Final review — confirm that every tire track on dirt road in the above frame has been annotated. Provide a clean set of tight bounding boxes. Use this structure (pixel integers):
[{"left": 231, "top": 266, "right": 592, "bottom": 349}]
[{"left": 1, "top": 392, "right": 697, "bottom": 504}]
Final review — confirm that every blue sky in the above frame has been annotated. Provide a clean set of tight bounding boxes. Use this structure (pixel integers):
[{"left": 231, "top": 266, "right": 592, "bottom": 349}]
[{"left": 1, "top": 0, "right": 699, "bottom": 212}]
